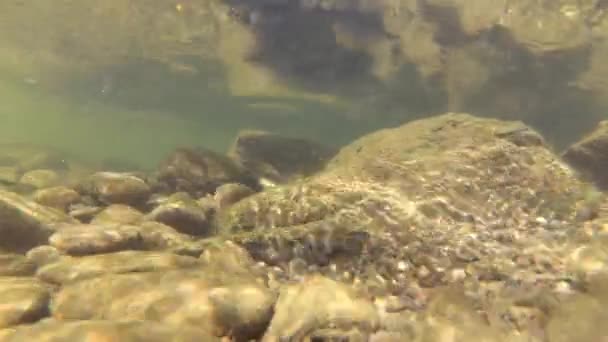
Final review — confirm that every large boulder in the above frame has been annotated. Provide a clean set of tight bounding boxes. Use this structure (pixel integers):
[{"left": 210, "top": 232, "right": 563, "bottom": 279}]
[{"left": 216, "top": 113, "right": 587, "bottom": 315}]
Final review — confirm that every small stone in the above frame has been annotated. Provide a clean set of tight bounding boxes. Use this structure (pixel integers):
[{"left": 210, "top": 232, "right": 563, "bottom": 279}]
[
  {"left": 157, "top": 147, "right": 258, "bottom": 197},
  {"left": 0, "top": 190, "right": 78, "bottom": 252},
  {"left": 85, "top": 172, "right": 151, "bottom": 206},
  {"left": 49, "top": 223, "right": 145, "bottom": 255},
  {"left": 90, "top": 204, "right": 144, "bottom": 225},
  {"left": 67, "top": 204, "right": 102, "bottom": 222},
  {"left": 262, "top": 275, "right": 379, "bottom": 340},
  {"left": 0, "top": 277, "right": 50, "bottom": 328},
  {"left": 448, "top": 268, "right": 467, "bottom": 283},
  {"left": 19, "top": 169, "right": 59, "bottom": 189},
  {"left": 32, "top": 186, "right": 80, "bottom": 212},
  {"left": 0, "top": 254, "right": 37, "bottom": 276},
  {"left": 145, "top": 192, "right": 215, "bottom": 236},
  {"left": 213, "top": 183, "right": 255, "bottom": 209},
  {"left": 26, "top": 246, "right": 63, "bottom": 267}
]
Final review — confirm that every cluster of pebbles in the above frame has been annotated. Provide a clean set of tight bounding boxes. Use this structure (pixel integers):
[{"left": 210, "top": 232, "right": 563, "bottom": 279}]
[{"left": 1, "top": 113, "right": 608, "bottom": 341}]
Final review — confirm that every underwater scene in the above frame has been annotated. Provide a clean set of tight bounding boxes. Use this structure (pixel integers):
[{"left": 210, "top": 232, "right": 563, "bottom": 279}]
[{"left": 2, "top": 1, "right": 608, "bottom": 341}]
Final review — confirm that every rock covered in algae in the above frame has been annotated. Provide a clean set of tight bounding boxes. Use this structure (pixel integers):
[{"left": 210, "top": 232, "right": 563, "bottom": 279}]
[
  {"left": 216, "top": 113, "right": 587, "bottom": 307},
  {"left": 228, "top": 129, "right": 337, "bottom": 184},
  {"left": 0, "top": 190, "right": 78, "bottom": 252},
  {"left": 18, "top": 169, "right": 59, "bottom": 189},
  {"left": 563, "top": 120, "right": 608, "bottom": 189}
]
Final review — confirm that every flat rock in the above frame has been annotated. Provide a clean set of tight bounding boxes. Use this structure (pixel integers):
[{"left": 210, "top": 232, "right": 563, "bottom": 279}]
[
  {"left": 0, "top": 190, "right": 78, "bottom": 252},
  {"left": 0, "top": 319, "right": 219, "bottom": 341},
  {"left": 90, "top": 204, "right": 144, "bottom": 225},
  {"left": 49, "top": 223, "right": 146, "bottom": 255},
  {"left": 0, "top": 277, "right": 50, "bottom": 329},
  {"left": 36, "top": 251, "right": 201, "bottom": 285},
  {"left": 52, "top": 269, "right": 275, "bottom": 340}
]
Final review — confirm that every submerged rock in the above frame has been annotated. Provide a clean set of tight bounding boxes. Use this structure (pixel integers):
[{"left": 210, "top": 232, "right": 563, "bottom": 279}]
[
  {"left": 90, "top": 204, "right": 144, "bottom": 225},
  {"left": 51, "top": 268, "right": 275, "bottom": 340},
  {"left": 0, "top": 190, "right": 77, "bottom": 252},
  {"left": 32, "top": 186, "right": 80, "bottom": 212},
  {"left": 82, "top": 171, "right": 151, "bottom": 206},
  {"left": 217, "top": 113, "right": 586, "bottom": 304},
  {"left": 213, "top": 183, "right": 255, "bottom": 210},
  {"left": 157, "top": 147, "right": 259, "bottom": 197},
  {"left": 228, "top": 130, "right": 337, "bottom": 184},
  {"left": 0, "top": 167, "right": 19, "bottom": 185},
  {"left": 145, "top": 192, "right": 216, "bottom": 237},
  {"left": 19, "top": 169, "right": 59, "bottom": 189},
  {"left": 262, "top": 275, "right": 379, "bottom": 341},
  {"left": 48, "top": 223, "right": 146, "bottom": 255},
  {"left": 0, "top": 319, "right": 219, "bottom": 341},
  {"left": 563, "top": 120, "right": 608, "bottom": 189},
  {"left": 0, "top": 254, "right": 37, "bottom": 277},
  {"left": 0, "top": 277, "right": 50, "bottom": 329},
  {"left": 36, "top": 251, "right": 201, "bottom": 285}
]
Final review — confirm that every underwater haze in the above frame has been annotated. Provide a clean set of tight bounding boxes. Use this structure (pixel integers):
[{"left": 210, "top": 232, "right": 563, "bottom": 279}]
[{"left": 2, "top": 1, "right": 608, "bottom": 341}]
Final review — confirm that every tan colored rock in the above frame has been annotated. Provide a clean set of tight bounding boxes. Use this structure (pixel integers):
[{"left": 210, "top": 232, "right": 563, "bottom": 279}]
[
  {"left": 0, "top": 253, "right": 37, "bottom": 276},
  {"left": 0, "top": 190, "right": 78, "bottom": 252},
  {"left": 36, "top": 251, "right": 201, "bottom": 285},
  {"left": 85, "top": 171, "right": 151, "bottom": 206},
  {"left": 0, "top": 319, "right": 220, "bottom": 341},
  {"left": 563, "top": 120, "right": 608, "bottom": 189},
  {"left": 19, "top": 169, "right": 59, "bottom": 189},
  {"left": 48, "top": 223, "right": 146, "bottom": 255},
  {"left": 262, "top": 275, "right": 379, "bottom": 341},
  {"left": 145, "top": 192, "right": 215, "bottom": 237},
  {"left": 0, "top": 277, "right": 50, "bottom": 329},
  {"left": 213, "top": 183, "right": 255, "bottom": 210},
  {"left": 90, "top": 204, "right": 144, "bottom": 225},
  {"left": 52, "top": 268, "right": 275, "bottom": 340},
  {"left": 157, "top": 147, "right": 258, "bottom": 197},
  {"left": 32, "top": 186, "right": 80, "bottom": 212}
]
